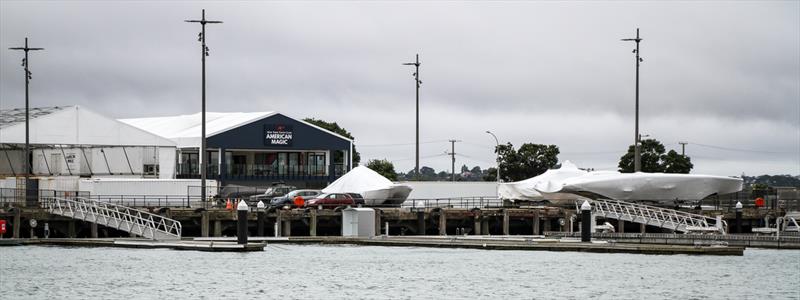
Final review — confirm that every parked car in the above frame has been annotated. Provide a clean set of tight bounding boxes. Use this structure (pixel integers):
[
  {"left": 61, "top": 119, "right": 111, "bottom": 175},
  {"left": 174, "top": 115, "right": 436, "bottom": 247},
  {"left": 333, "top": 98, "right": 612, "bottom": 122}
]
[
  {"left": 248, "top": 184, "right": 296, "bottom": 205},
  {"left": 270, "top": 189, "right": 322, "bottom": 208},
  {"left": 346, "top": 193, "right": 365, "bottom": 206},
  {"left": 305, "top": 193, "right": 355, "bottom": 209}
]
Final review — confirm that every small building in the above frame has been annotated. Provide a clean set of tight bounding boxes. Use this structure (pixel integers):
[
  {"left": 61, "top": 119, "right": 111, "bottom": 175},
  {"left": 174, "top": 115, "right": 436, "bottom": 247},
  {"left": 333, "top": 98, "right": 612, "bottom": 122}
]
[
  {"left": 120, "top": 111, "right": 354, "bottom": 188},
  {"left": 0, "top": 106, "right": 177, "bottom": 179}
]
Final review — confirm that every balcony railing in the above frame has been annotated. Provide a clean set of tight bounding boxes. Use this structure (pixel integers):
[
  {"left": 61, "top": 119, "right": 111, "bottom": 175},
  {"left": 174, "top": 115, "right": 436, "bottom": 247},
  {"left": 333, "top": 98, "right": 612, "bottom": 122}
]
[{"left": 176, "top": 164, "right": 348, "bottom": 180}]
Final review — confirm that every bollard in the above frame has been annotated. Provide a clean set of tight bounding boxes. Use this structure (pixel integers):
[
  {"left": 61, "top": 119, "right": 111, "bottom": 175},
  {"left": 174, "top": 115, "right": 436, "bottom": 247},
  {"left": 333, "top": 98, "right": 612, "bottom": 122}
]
[
  {"left": 735, "top": 201, "right": 743, "bottom": 234},
  {"left": 237, "top": 200, "right": 249, "bottom": 245},
  {"left": 385, "top": 221, "right": 389, "bottom": 236},
  {"left": 580, "top": 200, "right": 592, "bottom": 242},
  {"left": 44, "top": 223, "right": 50, "bottom": 239},
  {"left": 257, "top": 201, "right": 266, "bottom": 237}
]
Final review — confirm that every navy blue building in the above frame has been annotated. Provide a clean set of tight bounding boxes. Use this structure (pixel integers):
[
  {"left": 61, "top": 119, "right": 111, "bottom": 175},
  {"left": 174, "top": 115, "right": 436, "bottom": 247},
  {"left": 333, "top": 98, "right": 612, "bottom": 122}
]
[{"left": 121, "top": 111, "right": 353, "bottom": 187}]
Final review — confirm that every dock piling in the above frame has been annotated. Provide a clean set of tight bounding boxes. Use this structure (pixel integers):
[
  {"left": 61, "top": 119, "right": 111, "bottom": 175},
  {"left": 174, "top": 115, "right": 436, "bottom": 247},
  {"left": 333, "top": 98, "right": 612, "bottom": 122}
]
[
  {"left": 502, "top": 209, "right": 510, "bottom": 235},
  {"left": 581, "top": 200, "right": 591, "bottom": 242},
  {"left": 236, "top": 200, "right": 248, "bottom": 245}
]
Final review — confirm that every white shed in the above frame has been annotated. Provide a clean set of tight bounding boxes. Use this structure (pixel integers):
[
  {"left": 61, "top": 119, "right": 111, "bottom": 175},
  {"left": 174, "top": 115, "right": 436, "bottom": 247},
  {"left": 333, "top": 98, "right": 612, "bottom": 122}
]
[{"left": 342, "top": 207, "right": 375, "bottom": 237}]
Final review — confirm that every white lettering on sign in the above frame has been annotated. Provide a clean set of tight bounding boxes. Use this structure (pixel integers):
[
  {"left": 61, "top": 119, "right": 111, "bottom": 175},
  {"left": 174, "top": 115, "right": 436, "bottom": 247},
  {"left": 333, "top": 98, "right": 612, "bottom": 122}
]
[{"left": 264, "top": 124, "right": 294, "bottom": 146}]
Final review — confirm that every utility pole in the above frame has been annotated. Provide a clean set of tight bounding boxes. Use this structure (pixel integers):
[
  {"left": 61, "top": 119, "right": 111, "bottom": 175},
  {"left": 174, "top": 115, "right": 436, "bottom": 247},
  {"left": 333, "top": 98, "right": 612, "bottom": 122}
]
[
  {"left": 446, "top": 139, "right": 461, "bottom": 182},
  {"left": 9, "top": 38, "right": 44, "bottom": 180},
  {"left": 622, "top": 28, "right": 643, "bottom": 172},
  {"left": 186, "top": 9, "right": 222, "bottom": 207},
  {"left": 679, "top": 142, "right": 688, "bottom": 156},
  {"left": 403, "top": 54, "right": 421, "bottom": 180}
]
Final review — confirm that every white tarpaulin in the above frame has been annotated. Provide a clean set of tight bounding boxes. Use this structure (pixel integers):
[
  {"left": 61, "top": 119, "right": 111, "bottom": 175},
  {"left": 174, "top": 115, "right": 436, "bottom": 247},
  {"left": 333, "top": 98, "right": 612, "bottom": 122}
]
[
  {"left": 323, "top": 166, "right": 413, "bottom": 206},
  {"left": 498, "top": 161, "right": 587, "bottom": 200},
  {"left": 322, "top": 166, "right": 394, "bottom": 194},
  {"left": 542, "top": 172, "right": 743, "bottom": 201}
]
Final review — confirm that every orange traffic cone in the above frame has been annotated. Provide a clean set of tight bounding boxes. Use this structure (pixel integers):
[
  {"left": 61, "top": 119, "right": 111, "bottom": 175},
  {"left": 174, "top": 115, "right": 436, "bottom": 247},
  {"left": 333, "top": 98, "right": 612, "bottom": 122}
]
[{"left": 225, "top": 199, "right": 232, "bottom": 210}]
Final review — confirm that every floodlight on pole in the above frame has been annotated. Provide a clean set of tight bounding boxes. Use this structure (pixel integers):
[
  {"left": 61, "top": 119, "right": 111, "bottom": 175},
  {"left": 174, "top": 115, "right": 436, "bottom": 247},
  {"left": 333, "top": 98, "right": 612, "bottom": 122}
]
[
  {"left": 9, "top": 38, "right": 44, "bottom": 179},
  {"left": 403, "top": 54, "right": 422, "bottom": 180},
  {"left": 185, "top": 9, "right": 222, "bottom": 207},
  {"left": 622, "top": 28, "right": 644, "bottom": 172}
]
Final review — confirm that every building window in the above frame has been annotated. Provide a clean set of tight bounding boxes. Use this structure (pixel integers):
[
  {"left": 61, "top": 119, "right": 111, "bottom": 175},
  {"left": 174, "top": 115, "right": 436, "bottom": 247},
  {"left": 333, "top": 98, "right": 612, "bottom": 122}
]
[{"left": 144, "top": 164, "right": 159, "bottom": 176}]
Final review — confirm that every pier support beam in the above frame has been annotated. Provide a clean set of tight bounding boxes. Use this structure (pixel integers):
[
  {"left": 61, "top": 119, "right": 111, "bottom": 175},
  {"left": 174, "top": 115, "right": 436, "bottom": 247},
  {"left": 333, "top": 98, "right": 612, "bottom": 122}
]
[
  {"left": 473, "top": 216, "right": 481, "bottom": 235},
  {"left": 502, "top": 210, "right": 510, "bottom": 235},
  {"left": 416, "top": 211, "right": 426, "bottom": 235},
  {"left": 214, "top": 220, "right": 222, "bottom": 237},
  {"left": 618, "top": 219, "right": 625, "bottom": 234},
  {"left": 200, "top": 211, "right": 209, "bottom": 237},
  {"left": 640, "top": 223, "right": 646, "bottom": 234},
  {"left": 309, "top": 209, "right": 317, "bottom": 237},
  {"left": 542, "top": 218, "right": 550, "bottom": 233},
  {"left": 90, "top": 222, "right": 98, "bottom": 238},
  {"left": 282, "top": 219, "right": 291, "bottom": 237},
  {"left": 438, "top": 211, "right": 447, "bottom": 236},
  {"left": 13, "top": 209, "right": 21, "bottom": 238},
  {"left": 533, "top": 211, "right": 540, "bottom": 235},
  {"left": 375, "top": 210, "right": 382, "bottom": 235},
  {"left": 68, "top": 221, "right": 76, "bottom": 238},
  {"left": 481, "top": 219, "right": 489, "bottom": 236}
]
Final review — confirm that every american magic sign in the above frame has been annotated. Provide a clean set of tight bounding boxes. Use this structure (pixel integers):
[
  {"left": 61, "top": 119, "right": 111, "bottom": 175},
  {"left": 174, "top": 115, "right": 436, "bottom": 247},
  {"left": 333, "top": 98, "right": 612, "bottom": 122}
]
[{"left": 264, "top": 124, "right": 293, "bottom": 146}]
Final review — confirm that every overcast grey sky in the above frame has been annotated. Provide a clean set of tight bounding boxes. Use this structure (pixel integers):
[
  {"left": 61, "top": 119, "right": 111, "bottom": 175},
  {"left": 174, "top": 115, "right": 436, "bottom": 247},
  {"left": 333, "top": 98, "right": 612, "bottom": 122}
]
[{"left": 1, "top": 1, "right": 798, "bottom": 176}]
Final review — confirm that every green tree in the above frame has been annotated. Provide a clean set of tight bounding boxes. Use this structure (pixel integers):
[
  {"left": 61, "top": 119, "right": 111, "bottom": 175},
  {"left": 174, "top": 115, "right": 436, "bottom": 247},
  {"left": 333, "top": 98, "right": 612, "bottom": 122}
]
[
  {"left": 483, "top": 167, "right": 497, "bottom": 181},
  {"left": 365, "top": 159, "right": 398, "bottom": 181},
  {"left": 470, "top": 166, "right": 482, "bottom": 174},
  {"left": 496, "top": 142, "right": 560, "bottom": 182},
  {"left": 460, "top": 164, "right": 469, "bottom": 173},
  {"left": 303, "top": 118, "right": 361, "bottom": 165},
  {"left": 662, "top": 150, "right": 693, "bottom": 173},
  {"left": 618, "top": 139, "right": 693, "bottom": 173}
]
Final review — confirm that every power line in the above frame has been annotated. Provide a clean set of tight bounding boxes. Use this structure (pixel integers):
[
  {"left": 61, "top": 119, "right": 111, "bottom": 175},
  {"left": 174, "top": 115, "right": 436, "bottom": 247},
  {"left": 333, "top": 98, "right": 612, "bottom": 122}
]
[
  {"left": 688, "top": 142, "right": 795, "bottom": 154},
  {"left": 358, "top": 139, "right": 449, "bottom": 147}
]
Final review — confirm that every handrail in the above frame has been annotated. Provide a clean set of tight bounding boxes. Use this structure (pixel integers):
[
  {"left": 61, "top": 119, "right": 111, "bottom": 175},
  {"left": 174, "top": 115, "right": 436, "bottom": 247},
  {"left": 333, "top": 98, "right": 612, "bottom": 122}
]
[
  {"left": 582, "top": 198, "right": 726, "bottom": 234},
  {"left": 41, "top": 196, "right": 181, "bottom": 240}
]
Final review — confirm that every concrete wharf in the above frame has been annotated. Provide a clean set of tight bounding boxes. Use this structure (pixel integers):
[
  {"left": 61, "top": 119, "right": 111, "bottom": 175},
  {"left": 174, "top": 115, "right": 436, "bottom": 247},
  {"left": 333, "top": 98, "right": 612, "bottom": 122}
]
[{"left": 0, "top": 206, "right": 789, "bottom": 239}]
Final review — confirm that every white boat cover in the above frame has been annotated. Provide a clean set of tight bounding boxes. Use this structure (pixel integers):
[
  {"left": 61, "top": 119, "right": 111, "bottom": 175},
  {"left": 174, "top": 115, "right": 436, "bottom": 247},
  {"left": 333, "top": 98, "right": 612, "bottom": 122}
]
[
  {"left": 322, "top": 166, "right": 406, "bottom": 195},
  {"left": 541, "top": 172, "right": 743, "bottom": 201},
  {"left": 497, "top": 161, "right": 587, "bottom": 200}
]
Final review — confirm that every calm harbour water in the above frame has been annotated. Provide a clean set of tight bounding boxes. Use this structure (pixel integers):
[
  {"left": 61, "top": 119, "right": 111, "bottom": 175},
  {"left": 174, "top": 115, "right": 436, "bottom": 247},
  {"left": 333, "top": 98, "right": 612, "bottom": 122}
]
[{"left": 1, "top": 245, "right": 798, "bottom": 299}]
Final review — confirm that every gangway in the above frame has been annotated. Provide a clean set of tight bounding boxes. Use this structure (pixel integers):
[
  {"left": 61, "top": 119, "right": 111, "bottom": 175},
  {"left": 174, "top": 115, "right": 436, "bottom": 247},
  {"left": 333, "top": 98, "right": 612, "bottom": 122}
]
[
  {"left": 577, "top": 198, "right": 726, "bottom": 234},
  {"left": 41, "top": 197, "right": 182, "bottom": 240}
]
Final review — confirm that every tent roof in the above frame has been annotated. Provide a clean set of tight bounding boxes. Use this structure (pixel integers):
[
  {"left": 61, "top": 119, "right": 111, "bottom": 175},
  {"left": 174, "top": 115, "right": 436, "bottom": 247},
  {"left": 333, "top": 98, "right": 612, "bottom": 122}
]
[{"left": 0, "top": 105, "right": 176, "bottom": 147}]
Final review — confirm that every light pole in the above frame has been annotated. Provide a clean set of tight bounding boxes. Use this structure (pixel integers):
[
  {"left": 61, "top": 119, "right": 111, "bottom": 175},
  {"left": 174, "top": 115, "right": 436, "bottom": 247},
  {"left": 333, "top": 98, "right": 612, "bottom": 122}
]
[
  {"left": 622, "top": 28, "right": 643, "bottom": 172},
  {"left": 186, "top": 9, "right": 222, "bottom": 207},
  {"left": 9, "top": 38, "right": 44, "bottom": 179},
  {"left": 403, "top": 54, "right": 421, "bottom": 180},
  {"left": 485, "top": 131, "right": 500, "bottom": 182}
]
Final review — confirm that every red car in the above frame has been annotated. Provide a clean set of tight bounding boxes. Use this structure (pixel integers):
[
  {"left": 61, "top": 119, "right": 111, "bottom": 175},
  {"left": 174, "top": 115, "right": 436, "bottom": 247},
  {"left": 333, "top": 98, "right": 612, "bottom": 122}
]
[{"left": 305, "top": 193, "right": 355, "bottom": 209}]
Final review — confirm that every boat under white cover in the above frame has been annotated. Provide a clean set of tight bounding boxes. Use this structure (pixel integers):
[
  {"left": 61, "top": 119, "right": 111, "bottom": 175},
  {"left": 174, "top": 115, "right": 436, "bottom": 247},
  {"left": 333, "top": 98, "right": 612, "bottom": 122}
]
[
  {"left": 497, "top": 161, "right": 590, "bottom": 203},
  {"left": 538, "top": 171, "right": 743, "bottom": 202},
  {"left": 322, "top": 166, "right": 412, "bottom": 206}
]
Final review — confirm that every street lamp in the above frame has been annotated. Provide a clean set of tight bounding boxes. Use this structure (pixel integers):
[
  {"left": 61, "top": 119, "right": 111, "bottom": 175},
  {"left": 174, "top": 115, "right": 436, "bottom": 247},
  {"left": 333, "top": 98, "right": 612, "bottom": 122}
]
[
  {"left": 185, "top": 9, "right": 223, "bottom": 207},
  {"left": 403, "top": 54, "right": 421, "bottom": 180},
  {"left": 622, "top": 28, "right": 644, "bottom": 172},
  {"left": 485, "top": 131, "right": 500, "bottom": 182}
]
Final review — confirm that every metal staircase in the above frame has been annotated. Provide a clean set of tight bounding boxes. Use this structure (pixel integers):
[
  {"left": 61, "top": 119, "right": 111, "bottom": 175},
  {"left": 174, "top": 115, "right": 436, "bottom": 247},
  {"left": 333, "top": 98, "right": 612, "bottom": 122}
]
[
  {"left": 42, "top": 197, "right": 182, "bottom": 240},
  {"left": 578, "top": 199, "right": 726, "bottom": 234}
]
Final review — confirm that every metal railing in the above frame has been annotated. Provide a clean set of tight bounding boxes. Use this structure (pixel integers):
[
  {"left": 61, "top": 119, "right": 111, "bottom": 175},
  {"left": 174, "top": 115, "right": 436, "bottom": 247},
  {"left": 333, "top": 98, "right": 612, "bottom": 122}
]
[
  {"left": 581, "top": 198, "right": 727, "bottom": 234},
  {"left": 41, "top": 196, "right": 182, "bottom": 240},
  {"left": 401, "top": 197, "right": 503, "bottom": 209}
]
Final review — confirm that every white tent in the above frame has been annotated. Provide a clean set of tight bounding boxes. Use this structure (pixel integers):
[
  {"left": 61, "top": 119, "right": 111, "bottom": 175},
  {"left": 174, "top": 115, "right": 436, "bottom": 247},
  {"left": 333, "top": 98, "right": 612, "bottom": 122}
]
[{"left": 1, "top": 106, "right": 177, "bottom": 178}]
